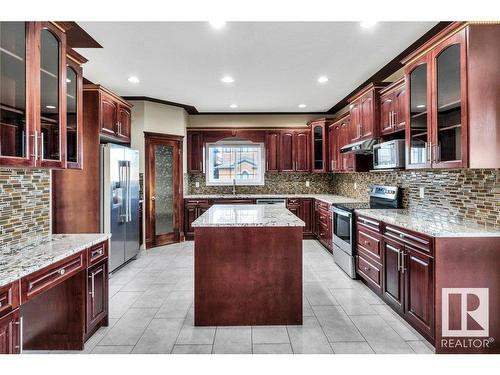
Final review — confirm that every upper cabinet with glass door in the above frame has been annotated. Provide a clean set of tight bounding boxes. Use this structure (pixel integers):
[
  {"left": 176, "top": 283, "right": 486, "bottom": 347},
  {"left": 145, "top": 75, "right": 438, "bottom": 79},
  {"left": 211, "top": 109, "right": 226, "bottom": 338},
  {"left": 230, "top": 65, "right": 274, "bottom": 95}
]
[
  {"left": 0, "top": 22, "right": 35, "bottom": 167},
  {"left": 403, "top": 22, "right": 500, "bottom": 169},
  {"left": 0, "top": 21, "right": 85, "bottom": 169},
  {"left": 309, "top": 118, "right": 333, "bottom": 173}
]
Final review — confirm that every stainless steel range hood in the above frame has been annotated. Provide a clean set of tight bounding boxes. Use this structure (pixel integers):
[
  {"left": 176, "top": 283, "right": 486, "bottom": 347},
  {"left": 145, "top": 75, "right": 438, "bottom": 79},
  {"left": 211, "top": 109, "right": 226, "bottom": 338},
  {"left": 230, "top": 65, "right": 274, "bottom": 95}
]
[{"left": 340, "top": 138, "right": 378, "bottom": 154}]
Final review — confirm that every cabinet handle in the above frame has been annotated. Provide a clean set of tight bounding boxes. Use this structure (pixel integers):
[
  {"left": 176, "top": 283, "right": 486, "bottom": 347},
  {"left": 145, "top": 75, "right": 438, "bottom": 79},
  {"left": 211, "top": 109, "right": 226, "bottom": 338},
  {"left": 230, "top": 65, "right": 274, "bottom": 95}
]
[
  {"left": 31, "top": 131, "right": 38, "bottom": 160},
  {"left": 389, "top": 111, "right": 393, "bottom": 127},
  {"left": 427, "top": 142, "right": 432, "bottom": 163},
  {"left": 91, "top": 247, "right": 104, "bottom": 259},
  {"left": 14, "top": 316, "right": 23, "bottom": 353},
  {"left": 364, "top": 240, "right": 371, "bottom": 247},
  {"left": 58, "top": 268, "right": 66, "bottom": 276},
  {"left": 364, "top": 266, "right": 370, "bottom": 272},
  {"left": 401, "top": 252, "right": 407, "bottom": 274},
  {"left": 393, "top": 112, "right": 397, "bottom": 128},
  {"left": 89, "top": 272, "right": 95, "bottom": 298},
  {"left": 40, "top": 132, "right": 44, "bottom": 160}
]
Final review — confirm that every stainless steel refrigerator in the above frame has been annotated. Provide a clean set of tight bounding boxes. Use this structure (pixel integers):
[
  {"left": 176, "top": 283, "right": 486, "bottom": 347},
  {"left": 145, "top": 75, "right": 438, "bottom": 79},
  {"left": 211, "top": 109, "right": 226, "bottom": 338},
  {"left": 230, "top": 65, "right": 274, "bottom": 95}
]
[{"left": 100, "top": 143, "right": 140, "bottom": 272}]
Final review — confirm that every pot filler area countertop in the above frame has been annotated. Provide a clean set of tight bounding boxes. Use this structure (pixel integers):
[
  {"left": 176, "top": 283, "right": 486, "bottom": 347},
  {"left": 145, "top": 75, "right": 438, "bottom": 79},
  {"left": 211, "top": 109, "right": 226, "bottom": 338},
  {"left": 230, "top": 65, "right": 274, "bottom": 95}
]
[
  {"left": 0, "top": 233, "right": 111, "bottom": 288},
  {"left": 192, "top": 204, "right": 305, "bottom": 227},
  {"left": 355, "top": 209, "right": 500, "bottom": 237}
]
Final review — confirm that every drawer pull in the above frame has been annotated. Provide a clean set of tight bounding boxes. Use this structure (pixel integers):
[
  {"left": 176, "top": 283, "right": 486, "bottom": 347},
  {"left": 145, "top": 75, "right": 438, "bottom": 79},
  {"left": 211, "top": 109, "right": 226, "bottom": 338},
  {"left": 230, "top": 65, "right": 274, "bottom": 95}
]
[
  {"left": 364, "top": 240, "right": 371, "bottom": 246},
  {"left": 58, "top": 268, "right": 66, "bottom": 276},
  {"left": 364, "top": 267, "right": 370, "bottom": 271},
  {"left": 0, "top": 301, "right": 2, "bottom": 308},
  {"left": 91, "top": 248, "right": 104, "bottom": 258},
  {"left": 358, "top": 217, "right": 379, "bottom": 227}
]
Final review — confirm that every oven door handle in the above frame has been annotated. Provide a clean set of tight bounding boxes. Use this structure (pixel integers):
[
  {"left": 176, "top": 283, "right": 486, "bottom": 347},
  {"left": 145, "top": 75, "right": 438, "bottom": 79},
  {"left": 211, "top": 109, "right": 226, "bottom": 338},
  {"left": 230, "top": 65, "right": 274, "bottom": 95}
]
[{"left": 332, "top": 208, "right": 351, "bottom": 217}]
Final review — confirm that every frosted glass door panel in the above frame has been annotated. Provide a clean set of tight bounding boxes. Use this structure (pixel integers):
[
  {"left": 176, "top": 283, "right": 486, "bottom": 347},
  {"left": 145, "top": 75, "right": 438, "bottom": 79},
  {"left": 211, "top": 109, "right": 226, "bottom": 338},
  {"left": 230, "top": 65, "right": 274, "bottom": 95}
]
[{"left": 154, "top": 144, "right": 174, "bottom": 235}]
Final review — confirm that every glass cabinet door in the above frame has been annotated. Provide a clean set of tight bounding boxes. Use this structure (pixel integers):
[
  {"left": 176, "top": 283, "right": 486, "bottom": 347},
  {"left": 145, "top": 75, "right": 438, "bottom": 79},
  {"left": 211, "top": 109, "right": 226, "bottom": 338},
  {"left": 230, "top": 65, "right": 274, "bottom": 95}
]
[
  {"left": 66, "top": 64, "right": 81, "bottom": 168},
  {"left": 0, "top": 22, "right": 30, "bottom": 165},
  {"left": 407, "top": 60, "right": 430, "bottom": 168},
  {"left": 313, "top": 124, "right": 324, "bottom": 171},
  {"left": 39, "top": 23, "right": 66, "bottom": 167},
  {"left": 433, "top": 32, "right": 466, "bottom": 168}
]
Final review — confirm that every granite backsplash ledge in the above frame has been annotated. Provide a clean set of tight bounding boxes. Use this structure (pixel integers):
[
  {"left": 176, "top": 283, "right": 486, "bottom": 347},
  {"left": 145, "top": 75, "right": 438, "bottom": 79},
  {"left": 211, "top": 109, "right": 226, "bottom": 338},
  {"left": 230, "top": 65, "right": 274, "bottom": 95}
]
[
  {"left": 0, "top": 168, "right": 51, "bottom": 251},
  {"left": 332, "top": 169, "right": 500, "bottom": 229},
  {"left": 187, "top": 172, "right": 335, "bottom": 195}
]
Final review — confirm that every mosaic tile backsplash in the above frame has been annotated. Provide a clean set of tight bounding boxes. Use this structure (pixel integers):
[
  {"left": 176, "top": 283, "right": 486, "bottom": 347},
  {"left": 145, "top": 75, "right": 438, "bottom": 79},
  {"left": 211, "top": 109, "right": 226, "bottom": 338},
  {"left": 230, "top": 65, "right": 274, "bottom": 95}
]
[
  {"left": 188, "top": 172, "right": 336, "bottom": 195},
  {"left": 0, "top": 169, "right": 51, "bottom": 251},
  {"left": 331, "top": 169, "right": 500, "bottom": 229},
  {"left": 188, "top": 169, "right": 499, "bottom": 229}
]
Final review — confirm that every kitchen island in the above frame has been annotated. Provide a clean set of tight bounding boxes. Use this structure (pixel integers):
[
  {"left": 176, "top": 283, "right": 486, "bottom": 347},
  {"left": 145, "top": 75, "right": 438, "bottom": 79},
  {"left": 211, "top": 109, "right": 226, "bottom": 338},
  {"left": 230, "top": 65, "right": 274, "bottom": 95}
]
[{"left": 192, "top": 204, "right": 304, "bottom": 326}]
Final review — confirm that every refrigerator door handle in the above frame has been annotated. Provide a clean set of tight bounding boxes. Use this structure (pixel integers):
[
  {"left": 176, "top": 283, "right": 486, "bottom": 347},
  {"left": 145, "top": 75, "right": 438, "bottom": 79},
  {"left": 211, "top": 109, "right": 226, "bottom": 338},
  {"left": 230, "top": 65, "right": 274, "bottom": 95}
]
[
  {"left": 119, "top": 161, "right": 127, "bottom": 223},
  {"left": 126, "top": 161, "right": 132, "bottom": 222}
]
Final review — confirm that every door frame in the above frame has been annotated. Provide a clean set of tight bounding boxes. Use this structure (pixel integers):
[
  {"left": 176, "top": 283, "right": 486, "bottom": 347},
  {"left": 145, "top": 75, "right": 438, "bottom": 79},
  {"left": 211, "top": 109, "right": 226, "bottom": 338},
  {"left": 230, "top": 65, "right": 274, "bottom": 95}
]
[{"left": 144, "top": 132, "right": 184, "bottom": 249}]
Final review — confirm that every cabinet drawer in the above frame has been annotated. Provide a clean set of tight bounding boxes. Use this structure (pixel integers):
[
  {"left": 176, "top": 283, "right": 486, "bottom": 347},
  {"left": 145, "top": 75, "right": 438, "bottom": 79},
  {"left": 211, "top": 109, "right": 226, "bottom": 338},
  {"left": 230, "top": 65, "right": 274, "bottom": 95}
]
[
  {"left": 384, "top": 224, "right": 433, "bottom": 254},
  {"left": 357, "top": 228, "right": 381, "bottom": 261},
  {"left": 185, "top": 199, "right": 210, "bottom": 206},
  {"left": 0, "top": 282, "right": 20, "bottom": 317},
  {"left": 315, "top": 200, "right": 330, "bottom": 211},
  {"left": 357, "top": 254, "right": 382, "bottom": 291},
  {"left": 87, "top": 241, "right": 108, "bottom": 267},
  {"left": 356, "top": 215, "right": 382, "bottom": 233},
  {"left": 287, "top": 198, "right": 300, "bottom": 205},
  {"left": 21, "top": 252, "right": 85, "bottom": 303}
]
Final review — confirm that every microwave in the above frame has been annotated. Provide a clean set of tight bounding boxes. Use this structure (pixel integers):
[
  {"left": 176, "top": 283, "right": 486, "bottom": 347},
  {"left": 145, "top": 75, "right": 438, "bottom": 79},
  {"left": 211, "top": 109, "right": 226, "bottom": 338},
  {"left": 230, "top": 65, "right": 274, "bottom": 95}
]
[{"left": 373, "top": 139, "right": 405, "bottom": 169}]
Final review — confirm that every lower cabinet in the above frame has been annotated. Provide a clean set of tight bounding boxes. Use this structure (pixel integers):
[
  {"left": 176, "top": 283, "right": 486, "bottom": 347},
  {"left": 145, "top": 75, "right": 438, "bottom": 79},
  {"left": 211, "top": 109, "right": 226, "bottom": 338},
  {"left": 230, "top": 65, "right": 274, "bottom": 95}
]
[
  {"left": 0, "top": 309, "right": 20, "bottom": 354},
  {"left": 286, "top": 198, "right": 314, "bottom": 238},
  {"left": 355, "top": 215, "right": 435, "bottom": 342},
  {"left": 86, "top": 260, "right": 108, "bottom": 336},
  {"left": 314, "top": 200, "right": 332, "bottom": 252},
  {"left": 185, "top": 200, "right": 211, "bottom": 239}
]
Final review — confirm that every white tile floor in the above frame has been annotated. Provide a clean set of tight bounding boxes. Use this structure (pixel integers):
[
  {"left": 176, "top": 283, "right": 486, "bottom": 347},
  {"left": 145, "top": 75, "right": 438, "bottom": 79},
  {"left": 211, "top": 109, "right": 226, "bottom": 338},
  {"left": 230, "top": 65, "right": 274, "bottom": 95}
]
[{"left": 33, "top": 240, "right": 435, "bottom": 354}]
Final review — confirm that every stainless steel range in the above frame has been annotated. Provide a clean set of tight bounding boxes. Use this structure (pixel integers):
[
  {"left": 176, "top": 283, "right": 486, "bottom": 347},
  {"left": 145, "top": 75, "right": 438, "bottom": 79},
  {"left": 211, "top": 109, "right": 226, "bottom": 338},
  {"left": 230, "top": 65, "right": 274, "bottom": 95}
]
[{"left": 331, "top": 186, "right": 402, "bottom": 278}]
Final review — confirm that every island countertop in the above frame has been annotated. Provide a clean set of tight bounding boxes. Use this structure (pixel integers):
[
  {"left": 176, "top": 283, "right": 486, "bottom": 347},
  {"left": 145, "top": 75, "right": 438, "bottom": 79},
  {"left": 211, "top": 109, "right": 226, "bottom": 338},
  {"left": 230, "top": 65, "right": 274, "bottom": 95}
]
[
  {"left": 191, "top": 204, "right": 305, "bottom": 227},
  {"left": 0, "top": 233, "right": 111, "bottom": 288}
]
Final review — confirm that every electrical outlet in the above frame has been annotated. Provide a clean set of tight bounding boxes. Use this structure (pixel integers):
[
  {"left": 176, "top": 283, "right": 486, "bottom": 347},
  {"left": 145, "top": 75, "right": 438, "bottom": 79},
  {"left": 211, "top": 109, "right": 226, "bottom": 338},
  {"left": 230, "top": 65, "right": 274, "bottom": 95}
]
[
  {"left": 305, "top": 180, "right": 310, "bottom": 187},
  {"left": 195, "top": 181, "right": 200, "bottom": 188},
  {"left": 354, "top": 182, "right": 358, "bottom": 190},
  {"left": 419, "top": 186, "right": 425, "bottom": 198}
]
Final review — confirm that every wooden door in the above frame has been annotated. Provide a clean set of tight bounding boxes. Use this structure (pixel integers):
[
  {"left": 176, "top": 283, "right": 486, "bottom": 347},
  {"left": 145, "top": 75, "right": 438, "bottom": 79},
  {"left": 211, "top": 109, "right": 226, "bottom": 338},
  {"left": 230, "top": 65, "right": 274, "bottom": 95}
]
[
  {"left": 360, "top": 92, "right": 374, "bottom": 139},
  {"left": 185, "top": 203, "right": 197, "bottom": 237},
  {"left": 187, "top": 132, "right": 203, "bottom": 173},
  {"left": 65, "top": 59, "right": 83, "bottom": 169},
  {"left": 118, "top": 106, "right": 131, "bottom": 141},
  {"left": 341, "top": 120, "right": 354, "bottom": 171},
  {"left": 404, "top": 247, "right": 434, "bottom": 338},
  {"left": 301, "top": 198, "right": 313, "bottom": 236},
  {"left": 382, "top": 238, "right": 404, "bottom": 312},
  {"left": 265, "top": 131, "right": 280, "bottom": 172},
  {"left": 100, "top": 94, "right": 117, "bottom": 136},
  {"left": 349, "top": 100, "right": 361, "bottom": 143},
  {"left": 394, "top": 85, "right": 407, "bottom": 132},
  {"left": 430, "top": 29, "right": 468, "bottom": 169},
  {"left": 280, "top": 130, "right": 294, "bottom": 171},
  {"left": 311, "top": 122, "right": 326, "bottom": 172},
  {"left": 380, "top": 92, "right": 394, "bottom": 135},
  {"left": 86, "top": 261, "right": 108, "bottom": 334},
  {"left": 294, "top": 130, "right": 310, "bottom": 172},
  {"left": 0, "top": 310, "right": 20, "bottom": 354},
  {"left": 145, "top": 133, "right": 183, "bottom": 248}
]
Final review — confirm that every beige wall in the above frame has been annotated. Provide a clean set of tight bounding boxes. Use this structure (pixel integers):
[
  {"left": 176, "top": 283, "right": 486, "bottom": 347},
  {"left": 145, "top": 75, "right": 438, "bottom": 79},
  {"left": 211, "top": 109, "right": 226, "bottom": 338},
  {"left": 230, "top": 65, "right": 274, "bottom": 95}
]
[
  {"left": 130, "top": 100, "right": 189, "bottom": 175},
  {"left": 188, "top": 114, "right": 325, "bottom": 128}
]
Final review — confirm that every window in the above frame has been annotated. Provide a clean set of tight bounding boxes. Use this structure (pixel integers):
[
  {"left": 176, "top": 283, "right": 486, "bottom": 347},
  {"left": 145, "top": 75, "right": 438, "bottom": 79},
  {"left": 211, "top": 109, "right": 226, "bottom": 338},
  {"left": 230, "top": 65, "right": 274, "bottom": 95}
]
[{"left": 206, "top": 142, "right": 265, "bottom": 186}]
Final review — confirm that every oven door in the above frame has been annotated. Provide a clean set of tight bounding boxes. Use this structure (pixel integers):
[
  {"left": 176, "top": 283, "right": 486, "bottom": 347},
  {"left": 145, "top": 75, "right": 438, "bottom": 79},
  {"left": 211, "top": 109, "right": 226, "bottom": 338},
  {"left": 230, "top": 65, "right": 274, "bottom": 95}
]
[{"left": 332, "top": 208, "right": 353, "bottom": 255}]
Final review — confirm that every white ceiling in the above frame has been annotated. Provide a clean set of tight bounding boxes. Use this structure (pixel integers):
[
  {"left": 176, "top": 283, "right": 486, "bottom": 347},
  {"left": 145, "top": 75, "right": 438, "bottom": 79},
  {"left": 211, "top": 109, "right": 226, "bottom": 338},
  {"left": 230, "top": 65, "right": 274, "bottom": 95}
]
[{"left": 76, "top": 22, "right": 438, "bottom": 113}]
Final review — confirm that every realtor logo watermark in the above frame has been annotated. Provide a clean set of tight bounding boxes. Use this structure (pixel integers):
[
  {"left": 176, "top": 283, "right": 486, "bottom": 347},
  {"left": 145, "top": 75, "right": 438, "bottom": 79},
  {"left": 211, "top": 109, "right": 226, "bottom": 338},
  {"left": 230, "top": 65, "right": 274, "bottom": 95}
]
[{"left": 441, "top": 288, "right": 494, "bottom": 350}]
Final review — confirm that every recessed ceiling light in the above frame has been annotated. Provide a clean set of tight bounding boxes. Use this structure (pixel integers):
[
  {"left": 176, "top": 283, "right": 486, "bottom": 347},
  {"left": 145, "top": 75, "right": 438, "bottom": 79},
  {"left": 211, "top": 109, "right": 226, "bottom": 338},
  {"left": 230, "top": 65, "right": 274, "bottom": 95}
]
[
  {"left": 230, "top": 104, "right": 238, "bottom": 108},
  {"left": 317, "top": 76, "right": 329, "bottom": 84},
  {"left": 221, "top": 75, "right": 234, "bottom": 84},
  {"left": 128, "top": 76, "right": 140, "bottom": 84},
  {"left": 209, "top": 21, "right": 226, "bottom": 29},
  {"left": 46, "top": 105, "right": 56, "bottom": 109},
  {"left": 360, "top": 21, "right": 378, "bottom": 29},
  {"left": 416, "top": 104, "right": 426, "bottom": 108},
  {"left": 298, "top": 104, "right": 307, "bottom": 109}
]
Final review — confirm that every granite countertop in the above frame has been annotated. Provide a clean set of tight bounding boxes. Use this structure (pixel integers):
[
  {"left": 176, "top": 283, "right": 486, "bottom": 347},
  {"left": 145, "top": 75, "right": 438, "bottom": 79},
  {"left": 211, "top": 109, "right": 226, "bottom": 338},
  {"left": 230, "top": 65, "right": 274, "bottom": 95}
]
[
  {"left": 355, "top": 209, "right": 500, "bottom": 238},
  {"left": 185, "top": 193, "right": 366, "bottom": 206},
  {"left": 192, "top": 204, "right": 306, "bottom": 228},
  {"left": 0, "top": 233, "right": 111, "bottom": 288}
]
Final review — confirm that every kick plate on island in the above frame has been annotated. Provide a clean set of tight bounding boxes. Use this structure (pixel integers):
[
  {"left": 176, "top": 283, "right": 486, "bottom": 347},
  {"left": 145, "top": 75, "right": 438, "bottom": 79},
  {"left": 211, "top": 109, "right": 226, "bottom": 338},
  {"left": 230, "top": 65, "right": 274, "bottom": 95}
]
[{"left": 192, "top": 204, "right": 305, "bottom": 326}]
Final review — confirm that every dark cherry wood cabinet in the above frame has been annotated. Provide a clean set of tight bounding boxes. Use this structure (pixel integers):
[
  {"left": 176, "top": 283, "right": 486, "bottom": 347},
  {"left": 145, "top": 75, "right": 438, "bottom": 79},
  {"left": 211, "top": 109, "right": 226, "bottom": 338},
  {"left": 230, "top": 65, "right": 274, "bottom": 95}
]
[
  {"left": 287, "top": 198, "right": 314, "bottom": 238},
  {"left": 0, "top": 309, "right": 21, "bottom": 354},
  {"left": 0, "top": 21, "right": 86, "bottom": 169},
  {"left": 347, "top": 82, "right": 389, "bottom": 144},
  {"left": 86, "top": 260, "right": 108, "bottom": 337},
  {"left": 184, "top": 199, "right": 212, "bottom": 239},
  {"left": 84, "top": 85, "right": 132, "bottom": 143},
  {"left": 294, "top": 129, "right": 311, "bottom": 172},
  {"left": 309, "top": 118, "right": 333, "bottom": 173},
  {"left": 382, "top": 238, "right": 405, "bottom": 313},
  {"left": 314, "top": 200, "right": 332, "bottom": 252},
  {"left": 403, "top": 22, "right": 500, "bottom": 169},
  {"left": 265, "top": 131, "right": 280, "bottom": 172},
  {"left": 379, "top": 78, "right": 406, "bottom": 136},
  {"left": 279, "top": 130, "right": 295, "bottom": 171},
  {"left": 187, "top": 131, "right": 204, "bottom": 173}
]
